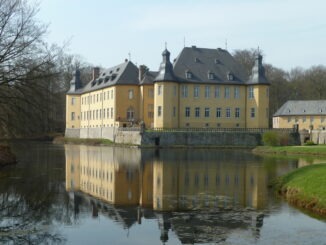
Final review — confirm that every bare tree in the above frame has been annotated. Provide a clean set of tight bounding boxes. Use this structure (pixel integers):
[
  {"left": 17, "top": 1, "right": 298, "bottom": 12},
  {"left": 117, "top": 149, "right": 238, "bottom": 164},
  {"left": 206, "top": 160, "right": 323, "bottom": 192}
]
[{"left": 0, "top": 0, "right": 64, "bottom": 137}]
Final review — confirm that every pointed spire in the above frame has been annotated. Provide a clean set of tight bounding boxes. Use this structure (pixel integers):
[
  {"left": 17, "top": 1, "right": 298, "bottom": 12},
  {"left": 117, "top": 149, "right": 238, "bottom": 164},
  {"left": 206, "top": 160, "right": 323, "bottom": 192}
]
[
  {"left": 154, "top": 48, "right": 177, "bottom": 82},
  {"left": 247, "top": 49, "right": 269, "bottom": 84}
]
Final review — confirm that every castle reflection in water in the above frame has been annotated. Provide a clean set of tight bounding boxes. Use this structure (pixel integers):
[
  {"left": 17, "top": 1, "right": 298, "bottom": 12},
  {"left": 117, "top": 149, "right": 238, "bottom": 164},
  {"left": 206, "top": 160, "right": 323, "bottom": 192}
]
[
  {"left": 66, "top": 145, "right": 298, "bottom": 211},
  {"left": 65, "top": 145, "right": 297, "bottom": 243}
]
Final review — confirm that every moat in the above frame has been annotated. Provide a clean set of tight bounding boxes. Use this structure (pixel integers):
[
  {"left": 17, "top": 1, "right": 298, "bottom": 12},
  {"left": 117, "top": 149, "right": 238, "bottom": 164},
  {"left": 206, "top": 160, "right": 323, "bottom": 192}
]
[{"left": 0, "top": 141, "right": 325, "bottom": 244}]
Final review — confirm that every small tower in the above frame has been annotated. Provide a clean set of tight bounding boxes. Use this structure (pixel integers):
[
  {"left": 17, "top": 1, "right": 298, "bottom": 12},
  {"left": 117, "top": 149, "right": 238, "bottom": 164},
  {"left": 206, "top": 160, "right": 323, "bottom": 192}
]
[
  {"left": 246, "top": 51, "right": 270, "bottom": 128},
  {"left": 153, "top": 48, "right": 179, "bottom": 128},
  {"left": 68, "top": 70, "right": 82, "bottom": 93},
  {"left": 66, "top": 69, "right": 82, "bottom": 130}
]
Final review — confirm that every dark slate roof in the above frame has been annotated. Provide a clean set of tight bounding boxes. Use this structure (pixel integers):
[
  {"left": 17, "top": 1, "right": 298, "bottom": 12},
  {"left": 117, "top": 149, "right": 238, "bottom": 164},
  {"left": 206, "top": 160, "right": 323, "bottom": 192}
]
[
  {"left": 155, "top": 48, "right": 178, "bottom": 82},
  {"left": 247, "top": 53, "right": 269, "bottom": 85},
  {"left": 172, "top": 46, "right": 248, "bottom": 84},
  {"left": 140, "top": 71, "right": 158, "bottom": 85},
  {"left": 273, "top": 100, "right": 326, "bottom": 116},
  {"left": 82, "top": 61, "right": 139, "bottom": 93},
  {"left": 67, "top": 70, "right": 83, "bottom": 95}
]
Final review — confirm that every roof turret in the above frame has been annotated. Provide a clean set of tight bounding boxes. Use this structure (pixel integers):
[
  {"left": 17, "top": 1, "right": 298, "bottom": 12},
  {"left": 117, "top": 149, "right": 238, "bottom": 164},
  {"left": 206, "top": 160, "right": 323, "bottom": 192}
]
[
  {"left": 154, "top": 48, "right": 177, "bottom": 82},
  {"left": 247, "top": 51, "right": 269, "bottom": 84},
  {"left": 68, "top": 69, "right": 82, "bottom": 93}
]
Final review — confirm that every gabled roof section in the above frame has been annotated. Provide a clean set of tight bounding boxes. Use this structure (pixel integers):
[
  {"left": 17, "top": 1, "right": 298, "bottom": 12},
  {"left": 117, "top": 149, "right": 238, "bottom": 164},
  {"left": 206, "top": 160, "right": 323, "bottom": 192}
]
[
  {"left": 173, "top": 46, "right": 248, "bottom": 84},
  {"left": 273, "top": 100, "right": 326, "bottom": 117},
  {"left": 140, "top": 71, "right": 158, "bottom": 85},
  {"left": 154, "top": 48, "right": 178, "bottom": 82},
  {"left": 247, "top": 53, "right": 269, "bottom": 85},
  {"left": 82, "top": 61, "right": 139, "bottom": 93}
]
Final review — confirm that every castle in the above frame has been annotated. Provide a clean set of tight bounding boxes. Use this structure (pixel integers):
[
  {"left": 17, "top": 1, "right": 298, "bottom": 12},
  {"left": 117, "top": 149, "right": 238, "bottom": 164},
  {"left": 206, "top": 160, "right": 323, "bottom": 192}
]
[{"left": 66, "top": 46, "right": 269, "bottom": 133}]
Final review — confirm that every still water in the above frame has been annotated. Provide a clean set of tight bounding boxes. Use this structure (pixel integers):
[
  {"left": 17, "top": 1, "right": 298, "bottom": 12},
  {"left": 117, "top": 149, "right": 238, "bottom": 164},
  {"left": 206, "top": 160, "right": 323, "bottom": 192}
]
[{"left": 0, "top": 141, "right": 325, "bottom": 244}]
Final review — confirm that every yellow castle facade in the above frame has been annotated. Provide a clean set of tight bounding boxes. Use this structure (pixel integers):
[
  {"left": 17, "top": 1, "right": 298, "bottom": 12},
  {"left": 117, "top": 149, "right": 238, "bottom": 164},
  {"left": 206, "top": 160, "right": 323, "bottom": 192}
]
[{"left": 66, "top": 46, "right": 269, "bottom": 131}]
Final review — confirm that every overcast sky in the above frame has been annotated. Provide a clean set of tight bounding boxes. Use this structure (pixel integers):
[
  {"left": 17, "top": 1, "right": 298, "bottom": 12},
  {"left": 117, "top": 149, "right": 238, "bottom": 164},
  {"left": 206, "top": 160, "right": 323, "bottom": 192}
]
[{"left": 37, "top": 0, "right": 326, "bottom": 71}]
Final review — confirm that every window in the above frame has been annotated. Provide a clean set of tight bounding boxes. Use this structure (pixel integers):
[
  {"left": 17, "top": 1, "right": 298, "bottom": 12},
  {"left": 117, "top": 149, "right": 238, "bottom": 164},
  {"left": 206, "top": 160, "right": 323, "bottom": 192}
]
[
  {"left": 249, "top": 86, "right": 254, "bottom": 99},
  {"left": 111, "top": 90, "right": 113, "bottom": 99},
  {"left": 158, "top": 106, "right": 162, "bottom": 117},
  {"left": 148, "top": 88, "right": 154, "bottom": 98},
  {"left": 173, "top": 86, "right": 177, "bottom": 96},
  {"left": 235, "top": 108, "right": 240, "bottom": 118},
  {"left": 310, "top": 116, "right": 314, "bottom": 122},
  {"left": 97, "top": 94, "right": 99, "bottom": 102},
  {"left": 173, "top": 107, "right": 176, "bottom": 117},
  {"left": 214, "top": 86, "right": 220, "bottom": 98},
  {"left": 103, "top": 109, "right": 105, "bottom": 119},
  {"left": 194, "top": 86, "right": 200, "bottom": 98},
  {"left": 226, "top": 108, "right": 231, "bottom": 118},
  {"left": 181, "top": 85, "right": 188, "bottom": 98},
  {"left": 71, "top": 112, "right": 76, "bottom": 121},
  {"left": 127, "top": 107, "right": 134, "bottom": 120},
  {"left": 208, "top": 72, "right": 214, "bottom": 80},
  {"left": 205, "top": 86, "right": 210, "bottom": 98},
  {"left": 224, "top": 87, "right": 230, "bottom": 98},
  {"left": 71, "top": 97, "right": 75, "bottom": 105},
  {"left": 96, "top": 110, "right": 98, "bottom": 119},
  {"left": 195, "top": 107, "right": 200, "bottom": 117},
  {"left": 185, "top": 107, "right": 190, "bottom": 117},
  {"left": 128, "top": 89, "right": 134, "bottom": 99},
  {"left": 303, "top": 116, "right": 306, "bottom": 122},
  {"left": 205, "top": 107, "right": 210, "bottom": 117},
  {"left": 185, "top": 71, "right": 192, "bottom": 79},
  {"left": 110, "top": 108, "right": 113, "bottom": 118},
  {"left": 216, "top": 108, "right": 222, "bottom": 118},
  {"left": 158, "top": 85, "right": 162, "bottom": 95},
  {"left": 234, "top": 87, "right": 240, "bottom": 99},
  {"left": 321, "top": 116, "right": 325, "bottom": 123},
  {"left": 251, "top": 108, "right": 255, "bottom": 118}
]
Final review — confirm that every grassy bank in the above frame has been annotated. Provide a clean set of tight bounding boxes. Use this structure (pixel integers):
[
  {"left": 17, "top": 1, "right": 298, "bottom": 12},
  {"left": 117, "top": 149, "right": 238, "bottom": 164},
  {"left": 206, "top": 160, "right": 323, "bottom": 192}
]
[
  {"left": 253, "top": 145, "right": 326, "bottom": 156},
  {"left": 53, "top": 136, "right": 114, "bottom": 146},
  {"left": 275, "top": 164, "right": 326, "bottom": 216}
]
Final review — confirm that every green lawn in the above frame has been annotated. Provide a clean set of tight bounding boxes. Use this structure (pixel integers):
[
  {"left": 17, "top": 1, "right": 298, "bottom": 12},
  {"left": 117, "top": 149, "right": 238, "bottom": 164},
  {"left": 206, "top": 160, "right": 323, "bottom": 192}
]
[
  {"left": 276, "top": 164, "right": 326, "bottom": 215},
  {"left": 254, "top": 145, "right": 326, "bottom": 155},
  {"left": 54, "top": 137, "right": 114, "bottom": 146}
]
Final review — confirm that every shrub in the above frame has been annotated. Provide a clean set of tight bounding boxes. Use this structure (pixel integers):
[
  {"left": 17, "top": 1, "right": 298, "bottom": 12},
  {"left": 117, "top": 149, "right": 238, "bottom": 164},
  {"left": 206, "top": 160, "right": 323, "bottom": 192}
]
[
  {"left": 262, "top": 131, "right": 280, "bottom": 146},
  {"left": 304, "top": 140, "right": 315, "bottom": 146}
]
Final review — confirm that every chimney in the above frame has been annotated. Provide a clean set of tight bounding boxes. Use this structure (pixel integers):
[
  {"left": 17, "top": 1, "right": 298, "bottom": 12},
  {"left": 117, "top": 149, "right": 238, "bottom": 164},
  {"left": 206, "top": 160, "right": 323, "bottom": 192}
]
[
  {"left": 92, "top": 67, "right": 100, "bottom": 81},
  {"left": 139, "top": 65, "right": 147, "bottom": 81}
]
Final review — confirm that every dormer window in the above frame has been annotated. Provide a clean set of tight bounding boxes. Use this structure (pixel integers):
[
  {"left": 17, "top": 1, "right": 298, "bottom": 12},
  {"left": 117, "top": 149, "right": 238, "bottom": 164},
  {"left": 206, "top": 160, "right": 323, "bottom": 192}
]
[
  {"left": 185, "top": 70, "right": 192, "bottom": 79},
  {"left": 208, "top": 71, "right": 214, "bottom": 80},
  {"left": 215, "top": 59, "right": 220, "bottom": 64},
  {"left": 104, "top": 76, "right": 110, "bottom": 82},
  {"left": 111, "top": 74, "right": 117, "bottom": 81},
  {"left": 91, "top": 80, "right": 96, "bottom": 87},
  {"left": 97, "top": 78, "right": 103, "bottom": 84},
  {"left": 116, "top": 68, "right": 120, "bottom": 72},
  {"left": 227, "top": 72, "right": 234, "bottom": 81},
  {"left": 195, "top": 57, "right": 199, "bottom": 63}
]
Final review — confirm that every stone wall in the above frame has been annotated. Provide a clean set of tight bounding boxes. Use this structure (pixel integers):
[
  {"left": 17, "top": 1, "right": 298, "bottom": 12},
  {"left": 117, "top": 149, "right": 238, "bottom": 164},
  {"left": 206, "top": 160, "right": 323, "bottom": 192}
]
[
  {"left": 311, "top": 130, "right": 326, "bottom": 144},
  {"left": 115, "top": 131, "right": 142, "bottom": 145},
  {"left": 65, "top": 128, "right": 80, "bottom": 138},
  {"left": 141, "top": 132, "right": 262, "bottom": 147},
  {"left": 66, "top": 128, "right": 301, "bottom": 147}
]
